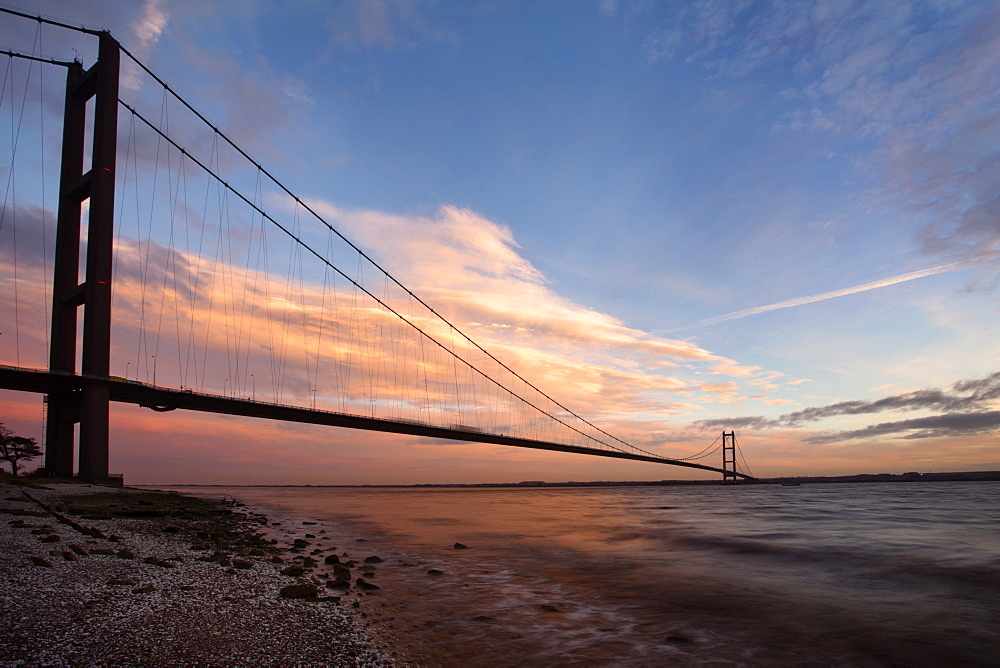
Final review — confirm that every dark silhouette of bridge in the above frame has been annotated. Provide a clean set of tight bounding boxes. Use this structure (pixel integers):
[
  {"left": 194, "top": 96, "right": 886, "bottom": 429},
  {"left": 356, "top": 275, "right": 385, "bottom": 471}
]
[{"left": 0, "top": 10, "right": 754, "bottom": 483}]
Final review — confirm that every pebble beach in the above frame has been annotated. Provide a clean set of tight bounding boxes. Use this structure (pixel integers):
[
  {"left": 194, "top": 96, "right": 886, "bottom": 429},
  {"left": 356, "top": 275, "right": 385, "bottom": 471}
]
[{"left": 0, "top": 480, "right": 393, "bottom": 666}]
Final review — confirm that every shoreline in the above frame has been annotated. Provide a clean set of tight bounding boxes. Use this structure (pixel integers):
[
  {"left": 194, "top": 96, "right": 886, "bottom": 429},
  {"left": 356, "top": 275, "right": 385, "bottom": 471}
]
[{"left": 0, "top": 480, "right": 395, "bottom": 666}]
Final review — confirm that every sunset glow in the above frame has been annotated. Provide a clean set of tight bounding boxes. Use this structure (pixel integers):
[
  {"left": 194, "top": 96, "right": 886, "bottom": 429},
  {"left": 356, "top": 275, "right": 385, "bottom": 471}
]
[{"left": 0, "top": 1, "right": 997, "bottom": 483}]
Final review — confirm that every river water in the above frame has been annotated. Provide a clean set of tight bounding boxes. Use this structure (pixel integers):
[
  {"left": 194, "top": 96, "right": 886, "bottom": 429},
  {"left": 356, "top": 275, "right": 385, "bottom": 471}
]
[{"left": 164, "top": 482, "right": 1000, "bottom": 666}]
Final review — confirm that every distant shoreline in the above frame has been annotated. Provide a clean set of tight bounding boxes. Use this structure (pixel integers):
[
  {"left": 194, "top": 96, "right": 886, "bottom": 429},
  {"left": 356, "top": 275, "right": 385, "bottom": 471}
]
[{"left": 143, "top": 470, "right": 1000, "bottom": 488}]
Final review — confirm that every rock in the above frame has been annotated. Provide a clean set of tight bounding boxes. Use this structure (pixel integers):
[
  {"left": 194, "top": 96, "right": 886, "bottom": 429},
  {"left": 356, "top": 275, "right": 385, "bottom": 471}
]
[
  {"left": 61, "top": 551, "right": 78, "bottom": 562},
  {"left": 426, "top": 569, "right": 445, "bottom": 576},
  {"left": 279, "top": 583, "right": 318, "bottom": 599},
  {"left": 231, "top": 559, "right": 253, "bottom": 569},
  {"left": 115, "top": 549, "right": 135, "bottom": 560},
  {"left": 361, "top": 571, "right": 375, "bottom": 578},
  {"left": 68, "top": 544, "right": 89, "bottom": 556},
  {"left": 29, "top": 557, "right": 53, "bottom": 568},
  {"left": 90, "top": 548, "right": 115, "bottom": 556},
  {"left": 305, "top": 533, "right": 316, "bottom": 538},
  {"left": 107, "top": 578, "right": 137, "bottom": 586},
  {"left": 292, "top": 539, "right": 310, "bottom": 548},
  {"left": 302, "top": 521, "right": 316, "bottom": 525},
  {"left": 108, "top": 535, "right": 123, "bottom": 542},
  {"left": 163, "top": 526, "right": 180, "bottom": 534},
  {"left": 327, "top": 578, "right": 350, "bottom": 590},
  {"left": 40, "top": 534, "right": 61, "bottom": 543},
  {"left": 271, "top": 555, "right": 284, "bottom": 564},
  {"left": 87, "top": 527, "right": 108, "bottom": 540},
  {"left": 143, "top": 556, "right": 175, "bottom": 568},
  {"left": 324, "top": 554, "right": 341, "bottom": 565},
  {"left": 664, "top": 635, "right": 693, "bottom": 644},
  {"left": 301, "top": 557, "right": 318, "bottom": 568},
  {"left": 453, "top": 543, "right": 469, "bottom": 550},
  {"left": 355, "top": 578, "right": 380, "bottom": 591},
  {"left": 538, "top": 605, "right": 560, "bottom": 613},
  {"left": 473, "top": 616, "right": 497, "bottom": 623},
  {"left": 363, "top": 556, "right": 383, "bottom": 564},
  {"left": 281, "top": 566, "right": 305, "bottom": 577},
  {"left": 132, "top": 584, "right": 156, "bottom": 594}
]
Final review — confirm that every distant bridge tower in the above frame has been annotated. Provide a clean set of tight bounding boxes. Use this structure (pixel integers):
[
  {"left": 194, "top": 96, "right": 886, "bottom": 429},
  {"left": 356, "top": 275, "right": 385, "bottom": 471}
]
[{"left": 722, "top": 431, "right": 738, "bottom": 483}]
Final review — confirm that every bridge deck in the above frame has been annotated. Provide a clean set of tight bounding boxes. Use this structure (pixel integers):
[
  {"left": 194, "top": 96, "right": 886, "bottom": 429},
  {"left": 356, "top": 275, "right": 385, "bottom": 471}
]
[{"left": 0, "top": 366, "right": 754, "bottom": 479}]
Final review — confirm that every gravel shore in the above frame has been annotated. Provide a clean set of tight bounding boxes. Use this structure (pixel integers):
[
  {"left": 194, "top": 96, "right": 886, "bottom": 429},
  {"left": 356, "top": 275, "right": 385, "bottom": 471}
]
[{"left": 0, "top": 480, "right": 393, "bottom": 666}]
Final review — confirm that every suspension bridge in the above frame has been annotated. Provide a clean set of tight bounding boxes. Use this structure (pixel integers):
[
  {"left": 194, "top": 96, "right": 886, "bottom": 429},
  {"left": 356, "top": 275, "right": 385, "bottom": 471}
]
[{"left": 0, "top": 10, "right": 755, "bottom": 484}]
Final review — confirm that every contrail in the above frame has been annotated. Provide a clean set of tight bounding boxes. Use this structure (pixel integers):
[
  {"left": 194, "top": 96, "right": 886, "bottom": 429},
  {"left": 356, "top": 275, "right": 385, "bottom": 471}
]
[{"left": 662, "top": 263, "right": 963, "bottom": 333}]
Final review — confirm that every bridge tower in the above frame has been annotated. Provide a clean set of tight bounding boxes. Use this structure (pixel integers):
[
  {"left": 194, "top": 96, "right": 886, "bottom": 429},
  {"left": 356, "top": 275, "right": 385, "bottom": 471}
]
[
  {"left": 721, "top": 431, "right": 738, "bottom": 483},
  {"left": 44, "top": 32, "right": 120, "bottom": 481}
]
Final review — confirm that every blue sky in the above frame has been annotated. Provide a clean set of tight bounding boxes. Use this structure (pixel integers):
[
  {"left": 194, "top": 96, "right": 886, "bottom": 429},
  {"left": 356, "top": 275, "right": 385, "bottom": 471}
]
[{"left": 0, "top": 1, "right": 997, "bottom": 483}]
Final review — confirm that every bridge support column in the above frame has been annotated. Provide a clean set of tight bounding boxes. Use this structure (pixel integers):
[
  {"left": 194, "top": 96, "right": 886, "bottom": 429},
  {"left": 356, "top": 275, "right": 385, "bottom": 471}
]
[
  {"left": 44, "top": 32, "right": 120, "bottom": 482},
  {"left": 722, "top": 431, "right": 737, "bottom": 484}
]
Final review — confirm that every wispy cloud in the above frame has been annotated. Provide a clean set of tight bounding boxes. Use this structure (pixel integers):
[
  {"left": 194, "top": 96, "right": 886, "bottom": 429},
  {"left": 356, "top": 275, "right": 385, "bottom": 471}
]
[
  {"left": 806, "top": 411, "right": 1000, "bottom": 444},
  {"left": 641, "top": 0, "right": 1000, "bottom": 273},
  {"left": 698, "top": 371, "right": 1000, "bottom": 439},
  {"left": 664, "top": 263, "right": 963, "bottom": 332}
]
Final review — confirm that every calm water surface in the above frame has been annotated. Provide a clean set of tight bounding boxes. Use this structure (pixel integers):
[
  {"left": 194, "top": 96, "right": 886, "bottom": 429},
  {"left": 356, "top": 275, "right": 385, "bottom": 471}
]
[{"left": 166, "top": 482, "right": 1000, "bottom": 666}]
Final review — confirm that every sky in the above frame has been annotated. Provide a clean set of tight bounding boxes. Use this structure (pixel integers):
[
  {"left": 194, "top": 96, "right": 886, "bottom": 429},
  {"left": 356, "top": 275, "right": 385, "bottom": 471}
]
[{"left": 0, "top": 0, "right": 998, "bottom": 484}]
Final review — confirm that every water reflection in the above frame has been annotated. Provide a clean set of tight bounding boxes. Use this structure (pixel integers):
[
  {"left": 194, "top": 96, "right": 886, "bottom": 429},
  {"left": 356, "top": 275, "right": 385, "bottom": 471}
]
[{"left": 169, "top": 483, "right": 1000, "bottom": 666}]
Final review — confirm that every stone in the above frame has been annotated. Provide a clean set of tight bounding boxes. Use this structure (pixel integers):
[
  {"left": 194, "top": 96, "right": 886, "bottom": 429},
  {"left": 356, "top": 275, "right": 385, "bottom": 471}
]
[
  {"left": 363, "top": 556, "right": 383, "bottom": 564},
  {"left": 292, "top": 538, "right": 310, "bottom": 548},
  {"left": 107, "top": 578, "right": 137, "bottom": 586},
  {"left": 305, "top": 533, "right": 316, "bottom": 538},
  {"left": 356, "top": 578, "right": 380, "bottom": 591},
  {"left": 271, "top": 555, "right": 284, "bottom": 564},
  {"left": 427, "top": 569, "right": 444, "bottom": 576},
  {"left": 61, "top": 551, "right": 78, "bottom": 562},
  {"left": 232, "top": 559, "right": 253, "bottom": 569},
  {"left": 301, "top": 557, "right": 317, "bottom": 568},
  {"left": 539, "top": 605, "right": 560, "bottom": 613},
  {"left": 69, "top": 544, "right": 89, "bottom": 556},
  {"left": 116, "top": 549, "right": 135, "bottom": 560},
  {"left": 281, "top": 566, "right": 305, "bottom": 577},
  {"left": 664, "top": 635, "right": 693, "bottom": 644},
  {"left": 40, "top": 534, "right": 61, "bottom": 543},
  {"left": 132, "top": 584, "right": 156, "bottom": 594},
  {"left": 29, "top": 557, "right": 52, "bottom": 568},
  {"left": 143, "top": 556, "right": 175, "bottom": 568},
  {"left": 279, "top": 583, "right": 318, "bottom": 599},
  {"left": 453, "top": 543, "right": 469, "bottom": 550},
  {"left": 327, "top": 578, "right": 350, "bottom": 590},
  {"left": 90, "top": 548, "right": 115, "bottom": 556},
  {"left": 324, "top": 554, "right": 341, "bottom": 565}
]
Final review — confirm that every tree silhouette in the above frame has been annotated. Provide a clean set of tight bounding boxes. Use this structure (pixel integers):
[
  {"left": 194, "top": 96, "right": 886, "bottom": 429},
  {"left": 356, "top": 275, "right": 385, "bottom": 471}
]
[{"left": 0, "top": 422, "right": 42, "bottom": 477}]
